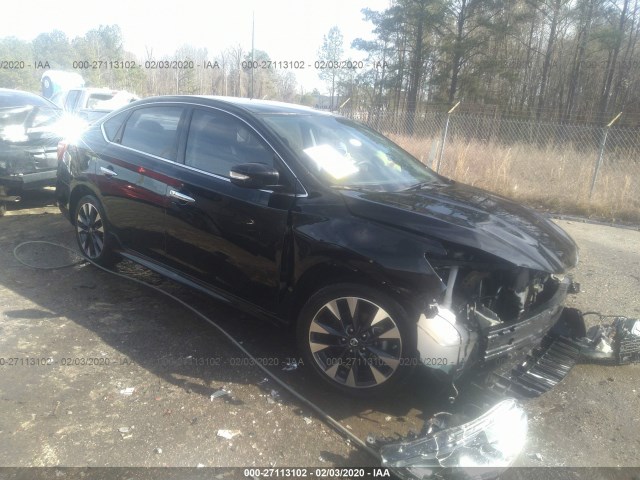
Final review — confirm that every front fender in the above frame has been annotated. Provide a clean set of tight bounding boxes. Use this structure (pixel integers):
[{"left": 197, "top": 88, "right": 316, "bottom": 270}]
[{"left": 291, "top": 212, "right": 447, "bottom": 309}]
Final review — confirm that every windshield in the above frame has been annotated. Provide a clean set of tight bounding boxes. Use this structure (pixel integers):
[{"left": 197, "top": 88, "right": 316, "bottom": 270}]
[{"left": 260, "top": 114, "right": 440, "bottom": 192}]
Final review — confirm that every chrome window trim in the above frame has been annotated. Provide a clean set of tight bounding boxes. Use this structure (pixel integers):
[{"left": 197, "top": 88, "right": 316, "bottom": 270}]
[{"left": 99, "top": 100, "right": 308, "bottom": 197}]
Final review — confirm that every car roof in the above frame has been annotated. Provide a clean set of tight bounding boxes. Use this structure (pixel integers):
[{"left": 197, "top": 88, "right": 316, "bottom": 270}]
[
  {"left": 0, "top": 88, "right": 59, "bottom": 109},
  {"left": 135, "top": 95, "right": 333, "bottom": 116}
]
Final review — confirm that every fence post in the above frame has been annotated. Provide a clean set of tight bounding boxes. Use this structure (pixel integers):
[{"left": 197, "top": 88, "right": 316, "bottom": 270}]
[
  {"left": 436, "top": 101, "right": 460, "bottom": 173},
  {"left": 590, "top": 112, "right": 622, "bottom": 200}
]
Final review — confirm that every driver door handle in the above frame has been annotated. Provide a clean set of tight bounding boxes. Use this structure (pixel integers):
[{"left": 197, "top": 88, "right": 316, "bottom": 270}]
[
  {"left": 168, "top": 189, "right": 196, "bottom": 203},
  {"left": 100, "top": 166, "right": 118, "bottom": 177}
]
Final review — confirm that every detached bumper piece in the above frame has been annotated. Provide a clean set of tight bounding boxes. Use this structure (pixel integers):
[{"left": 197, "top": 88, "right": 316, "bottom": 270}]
[
  {"left": 472, "top": 307, "right": 586, "bottom": 399},
  {"left": 379, "top": 399, "right": 527, "bottom": 480},
  {"left": 486, "top": 336, "right": 580, "bottom": 398},
  {"left": 576, "top": 317, "right": 640, "bottom": 365}
]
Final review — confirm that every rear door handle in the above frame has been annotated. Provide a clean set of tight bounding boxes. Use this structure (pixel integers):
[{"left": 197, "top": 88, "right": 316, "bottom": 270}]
[
  {"left": 168, "top": 189, "right": 196, "bottom": 203},
  {"left": 100, "top": 166, "right": 118, "bottom": 177}
]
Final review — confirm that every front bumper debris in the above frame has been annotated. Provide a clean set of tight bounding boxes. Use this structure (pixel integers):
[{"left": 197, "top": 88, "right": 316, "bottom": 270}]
[
  {"left": 484, "top": 336, "right": 581, "bottom": 398},
  {"left": 379, "top": 399, "right": 527, "bottom": 479},
  {"left": 576, "top": 316, "right": 640, "bottom": 365},
  {"left": 469, "top": 307, "right": 587, "bottom": 399},
  {"left": 376, "top": 310, "right": 639, "bottom": 479}
]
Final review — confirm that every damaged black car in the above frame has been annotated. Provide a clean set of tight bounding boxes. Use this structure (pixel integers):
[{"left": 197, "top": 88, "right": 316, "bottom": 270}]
[
  {"left": 0, "top": 88, "right": 66, "bottom": 216},
  {"left": 56, "top": 96, "right": 581, "bottom": 400}
]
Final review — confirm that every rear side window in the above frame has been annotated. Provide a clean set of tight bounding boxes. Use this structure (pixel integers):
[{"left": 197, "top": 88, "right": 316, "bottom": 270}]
[
  {"left": 185, "top": 109, "right": 273, "bottom": 177},
  {"left": 120, "top": 106, "right": 184, "bottom": 161},
  {"left": 102, "top": 110, "right": 130, "bottom": 142}
]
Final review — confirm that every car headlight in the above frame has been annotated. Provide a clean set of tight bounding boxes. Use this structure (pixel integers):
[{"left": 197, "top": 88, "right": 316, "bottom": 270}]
[{"left": 380, "top": 399, "right": 527, "bottom": 479}]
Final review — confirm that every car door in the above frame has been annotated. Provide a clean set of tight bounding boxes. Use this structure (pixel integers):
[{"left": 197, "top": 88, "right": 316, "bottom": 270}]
[
  {"left": 164, "top": 107, "right": 296, "bottom": 312},
  {"left": 94, "top": 104, "right": 187, "bottom": 262}
]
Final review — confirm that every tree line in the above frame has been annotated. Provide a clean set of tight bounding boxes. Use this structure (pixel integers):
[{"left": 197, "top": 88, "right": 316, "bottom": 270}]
[{"left": 341, "top": 0, "right": 640, "bottom": 127}]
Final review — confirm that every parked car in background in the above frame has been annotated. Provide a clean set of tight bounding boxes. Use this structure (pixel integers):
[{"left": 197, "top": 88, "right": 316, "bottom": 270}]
[
  {"left": 51, "top": 87, "right": 139, "bottom": 125},
  {"left": 56, "top": 96, "right": 581, "bottom": 397},
  {"left": 0, "top": 88, "right": 65, "bottom": 216}
]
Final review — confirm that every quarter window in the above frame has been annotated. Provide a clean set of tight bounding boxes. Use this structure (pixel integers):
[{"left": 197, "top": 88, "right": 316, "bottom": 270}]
[
  {"left": 120, "top": 106, "right": 184, "bottom": 161},
  {"left": 185, "top": 109, "right": 274, "bottom": 177},
  {"left": 102, "top": 110, "right": 130, "bottom": 142}
]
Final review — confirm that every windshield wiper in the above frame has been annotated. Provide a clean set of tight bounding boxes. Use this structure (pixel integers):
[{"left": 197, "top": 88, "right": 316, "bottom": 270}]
[
  {"left": 404, "top": 181, "right": 436, "bottom": 191},
  {"left": 331, "top": 185, "right": 369, "bottom": 192}
]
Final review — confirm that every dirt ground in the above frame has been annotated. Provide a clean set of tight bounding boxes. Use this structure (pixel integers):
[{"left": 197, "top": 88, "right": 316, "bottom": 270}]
[{"left": 0, "top": 190, "right": 639, "bottom": 476}]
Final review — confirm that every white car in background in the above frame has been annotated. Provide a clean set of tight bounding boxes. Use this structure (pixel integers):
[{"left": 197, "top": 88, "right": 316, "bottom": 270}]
[{"left": 51, "top": 87, "right": 139, "bottom": 124}]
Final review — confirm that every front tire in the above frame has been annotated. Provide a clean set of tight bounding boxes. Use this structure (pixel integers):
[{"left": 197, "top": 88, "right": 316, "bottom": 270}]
[
  {"left": 74, "top": 195, "right": 118, "bottom": 267},
  {"left": 297, "top": 284, "right": 416, "bottom": 396}
]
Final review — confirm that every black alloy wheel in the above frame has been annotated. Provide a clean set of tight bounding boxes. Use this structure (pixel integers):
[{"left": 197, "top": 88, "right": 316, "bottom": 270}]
[{"left": 298, "top": 284, "right": 416, "bottom": 395}]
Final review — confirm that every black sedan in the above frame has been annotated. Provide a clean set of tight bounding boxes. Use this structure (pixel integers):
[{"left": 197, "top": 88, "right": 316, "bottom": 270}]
[
  {"left": 0, "top": 88, "right": 66, "bottom": 216},
  {"left": 56, "top": 96, "right": 580, "bottom": 396}
]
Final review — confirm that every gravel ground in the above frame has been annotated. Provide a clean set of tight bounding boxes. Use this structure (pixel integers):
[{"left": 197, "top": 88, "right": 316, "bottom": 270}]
[{"left": 0, "top": 190, "right": 639, "bottom": 477}]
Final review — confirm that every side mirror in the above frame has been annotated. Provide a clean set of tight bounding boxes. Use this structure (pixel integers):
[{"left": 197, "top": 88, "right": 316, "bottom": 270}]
[{"left": 229, "top": 163, "right": 279, "bottom": 189}]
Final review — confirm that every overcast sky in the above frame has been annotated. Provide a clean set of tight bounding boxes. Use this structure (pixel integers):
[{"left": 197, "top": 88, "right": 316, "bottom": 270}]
[{"left": 3, "top": 0, "right": 391, "bottom": 92}]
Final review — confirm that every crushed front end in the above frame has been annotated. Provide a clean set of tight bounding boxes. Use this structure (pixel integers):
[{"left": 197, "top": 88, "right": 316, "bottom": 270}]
[{"left": 415, "top": 253, "right": 584, "bottom": 396}]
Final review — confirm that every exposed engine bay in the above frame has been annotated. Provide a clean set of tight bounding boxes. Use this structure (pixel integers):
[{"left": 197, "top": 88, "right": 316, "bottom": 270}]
[
  {"left": 415, "top": 260, "right": 579, "bottom": 385},
  {"left": 439, "top": 265, "right": 565, "bottom": 327}
]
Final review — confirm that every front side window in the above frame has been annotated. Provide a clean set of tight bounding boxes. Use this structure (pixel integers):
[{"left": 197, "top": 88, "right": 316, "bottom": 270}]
[
  {"left": 185, "top": 109, "right": 274, "bottom": 177},
  {"left": 261, "top": 114, "right": 441, "bottom": 192},
  {"left": 120, "top": 106, "right": 183, "bottom": 161}
]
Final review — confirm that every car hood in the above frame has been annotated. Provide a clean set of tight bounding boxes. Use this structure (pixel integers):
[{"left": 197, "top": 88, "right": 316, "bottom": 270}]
[{"left": 339, "top": 181, "right": 578, "bottom": 273}]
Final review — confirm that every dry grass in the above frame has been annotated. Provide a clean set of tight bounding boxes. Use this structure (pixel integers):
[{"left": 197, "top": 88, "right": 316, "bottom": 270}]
[{"left": 388, "top": 133, "right": 640, "bottom": 224}]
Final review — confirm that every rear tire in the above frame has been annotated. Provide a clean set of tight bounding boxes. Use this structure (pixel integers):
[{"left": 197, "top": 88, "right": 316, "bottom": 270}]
[
  {"left": 297, "top": 283, "right": 417, "bottom": 396},
  {"left": 74, "top": 195, "right": 118, "bottom": 267}
]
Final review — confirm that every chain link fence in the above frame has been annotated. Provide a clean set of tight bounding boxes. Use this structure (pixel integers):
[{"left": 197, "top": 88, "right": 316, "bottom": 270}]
[{"left": 342, "top": 109, "right": 640, "bottom": 223}]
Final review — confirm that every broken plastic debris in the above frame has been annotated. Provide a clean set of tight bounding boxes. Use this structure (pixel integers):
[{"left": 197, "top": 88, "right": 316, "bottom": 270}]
[
  {"left": 210, "top": 389, "right": 230, "bottom": 401},
  {"left": 217, "top": 429, "right": 241, "bottom": 440},
  {"left": 270, "top": 389, "right": 280, "bottom": 398},
  {"left": 595, "top": 338, "right": 613, "bottom": 353},
  {"left": 118, "top": 427, "right": 130, "bottom": 433},
  {"left": 303, "top": 417, "right": 312, "bottom": 425},
  {"left": 197, "top": 463, "right": 205, "bottom": 468},
  {"left": 578, "top": 316, "right": 640, "bottom": 364},
  {"left": 258, "top": 378, "right": 269, "bottom": 385},
  {"left": 282, "top": 360, "right": 298, "bottom": 371},
  {"left": 379, "top": 399, "right": 527, "bottom": 472},
  {"left": 119, "top": 387, "right": 135, "bottom": 396},
  {"left": 385, "top": 416, "right": 392, "bottom": 421},
  {"left": 154, "top": 447, "right": 162, "bottom": 454},
  {"left": 630, "top": 319, "right": 640, "bottom": 337}
]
